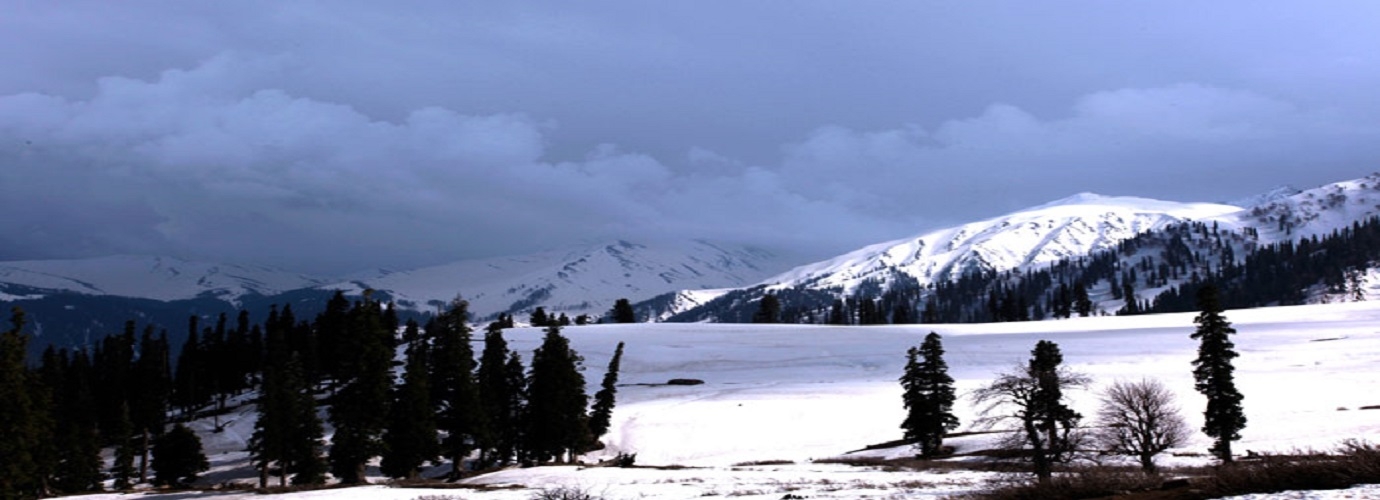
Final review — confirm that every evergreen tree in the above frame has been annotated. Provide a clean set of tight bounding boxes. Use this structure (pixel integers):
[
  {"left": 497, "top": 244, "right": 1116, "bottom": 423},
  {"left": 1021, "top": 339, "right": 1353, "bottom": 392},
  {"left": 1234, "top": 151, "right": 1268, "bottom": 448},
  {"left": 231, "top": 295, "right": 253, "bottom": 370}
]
[
  {"left": 587, "top": 342, "right": 625, "bottom": 442},
  {"left": 477, "top": 323, "right": 523, "bottom": 467},
  {"left": 327, "top": 298, "right": 394, "bottom": 483},
  {"left": 524, "top": 324, "right": 590, "bottom": 464},
  {"left": 430, "top": 298, "right": 484, "bottom": 478},
  {"left": 530, "top": 307, "right": 550, "bottom": 327},
  {"left": 172, "top": 317, "right": 205, "bottom": 416},
  {"left": 249, "top": 317, "right": 325, "bottom": 488},
  {"left": 109, "top": 402, "right": 137, "bottom": 490},
  {"left": 611, "top": 299, "right": 637, "bottom": 323},
  {"left": 131, "top": 327, "right": 171, "bottom": 483},
  {"left": 751, "top": 294, "right": 781, "bottom": 324},
  {"left": 0, "top": 307, "right": 43, "bottom": 498},
  {"left": 1191, "top": 284, "right": 1247, "bottom": 462},
  {"left": 1073, "top": 282, "right": 1093, "bottom": 317},
  {"left": 900, "top": 333, "right": 959, "bottom": 457},
  {"left": 381, "top": 339, "right": 440, "bottom": 480},
  {"left": 503, "top": 352, "right": 529, "bottom": 464},
  {"left": 151, "top": 423, "right": 208, "bottom": 488},
  {"left": 52, "top": 349, "right": 103, "bottom": 494}
]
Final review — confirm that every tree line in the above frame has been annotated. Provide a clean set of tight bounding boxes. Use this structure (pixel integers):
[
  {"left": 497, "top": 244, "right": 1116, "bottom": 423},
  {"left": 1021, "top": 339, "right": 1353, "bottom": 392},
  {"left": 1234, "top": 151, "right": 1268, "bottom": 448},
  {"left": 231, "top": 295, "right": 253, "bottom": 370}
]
[{"left": 0, "top": 291, "right": 626, "bottom": 498}]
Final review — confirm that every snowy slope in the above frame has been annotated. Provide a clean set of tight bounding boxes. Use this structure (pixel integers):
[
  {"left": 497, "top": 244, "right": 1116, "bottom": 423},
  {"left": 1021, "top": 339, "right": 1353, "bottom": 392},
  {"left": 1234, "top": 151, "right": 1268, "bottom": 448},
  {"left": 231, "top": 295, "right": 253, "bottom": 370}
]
[
  {"left": 340, "top": 240, "right": 796, "bottom": 320},
  {"left": 1227, "top": 172, "right": 1380, "bottom": 242},
  {"left": 760, "top": 193, "right": 1241, "bottom": 295},
  {"left": 0, "top": 255, "right": 327, "bottom": 303}
]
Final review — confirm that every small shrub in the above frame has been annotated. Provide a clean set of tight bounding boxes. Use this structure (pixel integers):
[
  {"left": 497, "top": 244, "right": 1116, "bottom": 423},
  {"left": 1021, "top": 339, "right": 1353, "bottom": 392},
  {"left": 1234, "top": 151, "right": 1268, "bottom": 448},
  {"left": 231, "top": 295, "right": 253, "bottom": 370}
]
[
  {"left": 530, "top": 486, "right": 605, "bottom": 500},
  {"left": 666, "top": 378, "right": 704, "bottom": 385}
]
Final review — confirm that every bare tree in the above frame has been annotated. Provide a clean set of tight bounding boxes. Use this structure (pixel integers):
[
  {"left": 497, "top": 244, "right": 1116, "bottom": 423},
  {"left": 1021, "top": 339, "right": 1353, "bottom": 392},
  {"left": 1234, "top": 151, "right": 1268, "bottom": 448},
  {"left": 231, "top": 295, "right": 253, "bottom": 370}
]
[
  {"left": 972, "top": 340, "right": 1090, "bottom": 484},
  {"left": 1092, "top": 378, "right": 1190, "bottom": 473}
]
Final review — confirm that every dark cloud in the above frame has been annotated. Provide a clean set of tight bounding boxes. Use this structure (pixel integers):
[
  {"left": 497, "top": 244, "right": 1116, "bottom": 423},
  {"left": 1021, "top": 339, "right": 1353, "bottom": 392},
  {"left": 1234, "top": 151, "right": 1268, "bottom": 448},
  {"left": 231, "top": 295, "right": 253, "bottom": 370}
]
[{"left": 3, "top": 2, "right": 1380, "bottom": 273}]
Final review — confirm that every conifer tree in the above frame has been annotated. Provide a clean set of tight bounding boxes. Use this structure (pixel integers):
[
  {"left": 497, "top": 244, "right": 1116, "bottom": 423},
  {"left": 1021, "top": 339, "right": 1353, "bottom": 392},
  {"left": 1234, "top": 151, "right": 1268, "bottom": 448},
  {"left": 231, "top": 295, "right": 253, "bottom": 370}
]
[
  {"left": 611, "top": 298, "right": 637, "bottom": 323},
  {"left": 131, "top": 327, "right": 171, "bottom": 483},
  {"left": 530, "top": 307, "right": 550, "bottom": 327},
  {"left": 477, "top": 323, "right": 522, "bottom": 467},
  {"left": 503, "top": 351, "right": 529, "bottom": 463},
  {"left": 900, "top": 333, "right": 959, "bottom": 457},
  {"left": 0, "top": 307, "right": 42, "bottom": 498},
  {"left": 151, "top": 423, "right": 208, "bottom": 488},
  {"left": 250, "top": 317, "right": 325, "bottom": 488},
  {"left": 50, "top": 348, "right": 103, "bottom": 494},
  {"left": 524, "top": 324, "right": 590, "bottom": 464},
  {"left": 327, "top": 297, "right": 394, "bottom": 483},
  {"left": 1074, "top": 282, "right": 1093, "bottom": 317},
  {"left": 587, "top": 341, "right": 625, "bottom": 442},
  {"left": 110, "top": 402, "right": 137, "bottom": 490},
  {"left": 172, "top": 317, "right": 205, "bottom": 417},
  {"left": 752, "top": 294, "right": 781, "bottom": 324},
  {"left": 430, "top": 298, "right": 485, "bottom": 477},
  {"left": 381, "top": 339, "right": 439, "bottom": 480},
  {"left": 1191, "top": 284, "right": 1246, "bottom": 462}
]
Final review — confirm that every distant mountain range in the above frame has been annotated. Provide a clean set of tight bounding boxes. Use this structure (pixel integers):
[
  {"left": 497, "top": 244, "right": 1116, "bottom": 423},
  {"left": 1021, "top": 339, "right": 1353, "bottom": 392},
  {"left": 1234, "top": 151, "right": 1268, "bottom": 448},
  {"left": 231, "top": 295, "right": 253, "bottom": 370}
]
[
  {"left": 6, "top": 173, "right": 1380, "bottom": 354},
  {"left": 650, "top": 173, "right": 1380, "bottom": 322}
]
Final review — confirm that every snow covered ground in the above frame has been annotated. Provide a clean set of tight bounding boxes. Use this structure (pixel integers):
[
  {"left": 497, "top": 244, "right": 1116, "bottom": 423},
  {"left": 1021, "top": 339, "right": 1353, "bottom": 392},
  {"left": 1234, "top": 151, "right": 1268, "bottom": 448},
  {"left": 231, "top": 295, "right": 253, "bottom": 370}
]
[{"left": 69, "top": 300, "right": 1380, "bottom": 499}]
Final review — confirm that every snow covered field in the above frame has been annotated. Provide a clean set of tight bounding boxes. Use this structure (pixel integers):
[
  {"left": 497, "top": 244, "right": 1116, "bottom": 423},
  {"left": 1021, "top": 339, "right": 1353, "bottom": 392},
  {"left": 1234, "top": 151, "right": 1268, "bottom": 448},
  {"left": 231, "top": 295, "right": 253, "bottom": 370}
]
[{"left": 71, "top": 301, "right": 1380, "bottom": 499}]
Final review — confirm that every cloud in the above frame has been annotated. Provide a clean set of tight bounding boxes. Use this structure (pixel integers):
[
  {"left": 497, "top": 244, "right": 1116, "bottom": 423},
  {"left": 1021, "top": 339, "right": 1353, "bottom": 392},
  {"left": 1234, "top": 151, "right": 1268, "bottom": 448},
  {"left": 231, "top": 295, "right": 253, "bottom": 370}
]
[{"left": 3, "top": 52, "right": 1380, "bottom": 274}]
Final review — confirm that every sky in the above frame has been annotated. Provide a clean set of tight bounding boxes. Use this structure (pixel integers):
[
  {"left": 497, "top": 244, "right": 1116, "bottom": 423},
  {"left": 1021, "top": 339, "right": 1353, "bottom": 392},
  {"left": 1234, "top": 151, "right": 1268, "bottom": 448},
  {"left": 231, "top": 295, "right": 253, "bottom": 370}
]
[{"left": 4, "top": 1, "right": 1380, "bottom": 274}]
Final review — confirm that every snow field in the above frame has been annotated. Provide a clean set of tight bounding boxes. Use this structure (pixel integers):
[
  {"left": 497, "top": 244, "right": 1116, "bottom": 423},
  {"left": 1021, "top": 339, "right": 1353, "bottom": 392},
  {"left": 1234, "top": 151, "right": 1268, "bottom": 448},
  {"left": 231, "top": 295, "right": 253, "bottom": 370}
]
[{"left": 67, "top": 300, "right": 1380, "bottom": 499}]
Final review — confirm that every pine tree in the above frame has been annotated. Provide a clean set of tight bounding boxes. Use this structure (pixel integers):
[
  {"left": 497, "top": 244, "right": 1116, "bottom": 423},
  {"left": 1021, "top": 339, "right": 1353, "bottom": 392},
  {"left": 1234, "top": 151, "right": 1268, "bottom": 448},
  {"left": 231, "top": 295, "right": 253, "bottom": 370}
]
[
  {"left": 249, "top": 316, "right": 325, "bottom": 488},
  {"left": 503, "top": 352, "right": 529, "bottom": 464},
  {"left": 0, "top": 307, "right": 42, "bottom": 498},
  {"left": 50, "top": 348, "right": 103, "bottom": 494},
  {"left": 477, "top": 323, "right": 522, "bottom": 467},
  {"left": 1191, "top": 284, "right": 1246, "bottom": 462},
  {"left": 587, "top": 342, "right": 625, "bottom": 442},
  {"left": 530, "top": 307, "right": 550, "bottom": 327},
  {"left": 327, "top": 297, "right": 394, "bottom": 484},
  {"left": 611, "top": 298, "right": 637, "bottom": 323},
  {"left": 381, "top": 339, "right": 439, "bottom": 480},
  {"left": 1074, "top": 282, "right": 1093, "bottom": 317},
  {"left": 172, "top": 317, "right": 205, "bottom": 417},
  {"left": 524, "top": 324, "right": 590, "bottom": 464},
  {"left": 751, "top": 294, "right": 781, "bottom": 324},
  {"left": 430, "top": 298, "right": 484, "bottom": 478},
  {"left": 110, "top": 402, "right": 138, "bottom": 490},
  {"left": 151, "top": 423, "right": 208, "bottom": 488},
  {"left": 900, "top": 333, "right": 959, "bottom": 457},
  {"left": 131, "top": 327, "right": 171, "bottom": 484}
]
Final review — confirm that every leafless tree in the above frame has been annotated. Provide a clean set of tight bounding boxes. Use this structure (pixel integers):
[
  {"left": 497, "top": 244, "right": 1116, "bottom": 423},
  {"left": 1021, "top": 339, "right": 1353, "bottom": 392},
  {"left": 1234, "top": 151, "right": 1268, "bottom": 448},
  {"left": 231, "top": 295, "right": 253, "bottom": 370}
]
[
  {"left": 972, "top": 341, "right": 1091, "bottom": 484},
  {"left": 1092, "top": 378, "right": 1191, "bottom": 473}
]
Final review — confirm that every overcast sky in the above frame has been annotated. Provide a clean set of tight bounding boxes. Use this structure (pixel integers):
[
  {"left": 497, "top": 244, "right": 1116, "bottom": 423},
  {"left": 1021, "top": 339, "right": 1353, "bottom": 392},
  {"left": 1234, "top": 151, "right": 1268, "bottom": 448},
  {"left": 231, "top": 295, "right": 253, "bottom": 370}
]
[{"left": 4, "top": 1, "right": 1380, "bottom": 274}]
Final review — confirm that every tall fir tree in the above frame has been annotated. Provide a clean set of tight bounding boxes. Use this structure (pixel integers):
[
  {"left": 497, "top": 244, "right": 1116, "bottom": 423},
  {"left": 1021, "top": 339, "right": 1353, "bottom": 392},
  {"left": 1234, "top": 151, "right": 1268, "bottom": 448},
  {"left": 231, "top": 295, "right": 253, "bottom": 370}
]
[
  {"left": 524, "top": 324, "right": 590, "bottom": 464},
  {"left": 131, "top": 327, "right": 171, "bottom": 484},
  {"left": 477, "top": 323, "right": 523, "bottom": 467},
  {"left": 587, "top": 341, "right": 625, "bottom": 442},
  {"left": 900, "top": 333, "right": 959, "bottom": 457},
  {"left": 1191, "top": 284, "right": 1247, "bottom": 462},
  {"left": 327, "top": 297, "right": 394, "bottom": 483},
  {"left": 430, "top": 298, "right": 485, "bottom": 477},
  {"left": 381, "top": 338, "right": 440, "bottom": 480},
  {"left": 109, "top": 402, "right": 138, "bottom": 490},
  {"left": 249, "top": 317, "right": 325, "bottom": 488},
  {"left": 0, "top": 307, "right": 43, "bottom": 498}
]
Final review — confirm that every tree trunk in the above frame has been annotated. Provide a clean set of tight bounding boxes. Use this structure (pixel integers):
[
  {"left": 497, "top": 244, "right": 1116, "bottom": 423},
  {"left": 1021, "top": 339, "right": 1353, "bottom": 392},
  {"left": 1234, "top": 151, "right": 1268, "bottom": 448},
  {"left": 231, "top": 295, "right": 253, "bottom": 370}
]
[{"left": 139, "top": 428, "right": 150, "bottom": 483}]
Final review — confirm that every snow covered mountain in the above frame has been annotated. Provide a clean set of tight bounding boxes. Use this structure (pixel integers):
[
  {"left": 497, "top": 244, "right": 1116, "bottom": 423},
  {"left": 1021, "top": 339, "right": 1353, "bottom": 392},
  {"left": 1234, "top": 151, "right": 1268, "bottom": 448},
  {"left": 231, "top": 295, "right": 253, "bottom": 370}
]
[
  {"left": 0, "top": 255, "right": 328, "bottom": 303},
  {"left": 335, "top": 239, "right": 797, "bottom": 320},
  {"left": 766, "top": 193, "right": 1238, "bottom": 294},
  {"left": 660, "top": 173, "right": 1380, "bottom": 322}
]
